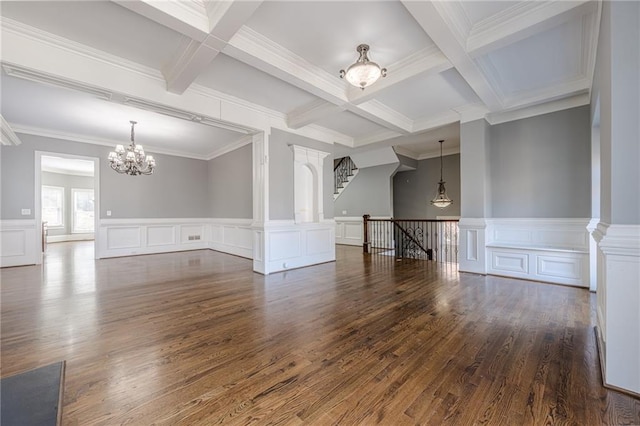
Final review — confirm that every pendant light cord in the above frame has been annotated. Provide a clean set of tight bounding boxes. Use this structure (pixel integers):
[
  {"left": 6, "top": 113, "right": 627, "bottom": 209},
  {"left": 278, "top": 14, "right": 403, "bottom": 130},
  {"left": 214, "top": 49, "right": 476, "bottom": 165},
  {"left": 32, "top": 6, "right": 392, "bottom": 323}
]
[{"left": 439, "top": 140, "right": 444, "bottom": 181}]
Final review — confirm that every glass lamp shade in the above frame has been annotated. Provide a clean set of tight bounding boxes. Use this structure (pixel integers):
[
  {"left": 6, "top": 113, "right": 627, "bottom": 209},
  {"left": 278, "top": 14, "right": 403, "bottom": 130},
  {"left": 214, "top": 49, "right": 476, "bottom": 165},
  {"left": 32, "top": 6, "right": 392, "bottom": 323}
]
[
  {"left": 125, "top": 151, "right": 136, "bottom": 161},
  {"left": 431, "top": 181, "right": 453, "bottom": 208},
  {"left": 115, "top": 144, "right": 125, "bottom": 154},
  {"left": 344, "top": 62, "right": 383, "bottom": 89}
]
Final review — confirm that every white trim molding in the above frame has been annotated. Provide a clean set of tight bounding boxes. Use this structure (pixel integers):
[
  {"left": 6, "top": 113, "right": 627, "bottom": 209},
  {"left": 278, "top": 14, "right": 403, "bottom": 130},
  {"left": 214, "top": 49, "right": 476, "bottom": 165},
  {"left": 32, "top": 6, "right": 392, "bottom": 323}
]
[
  {"left": 485, "top": 218, "right": 590, "bottom": 287},
  {"left": 252, "top": 220, "right": 336, "bottom": 275},
  {"left": 0, "top": 220, "right": 39, "bottom": 267},
  {"left": 458, "top": 218, "right": 488, "bottom": 275},
  {"left": 593, "top": 223, "right": 640, "bottom": 397},
  {"left": 1, "top": 114, "right": 22, "bottom": 146},
  {"left": 209, "top": 218, "right": 253, "bottom": 259},
  {"left": 335, "top": 216, "right": 364, "bottom": 247},
  {"left": 98, "top": 218, "right": 211, "bottom": 258}
]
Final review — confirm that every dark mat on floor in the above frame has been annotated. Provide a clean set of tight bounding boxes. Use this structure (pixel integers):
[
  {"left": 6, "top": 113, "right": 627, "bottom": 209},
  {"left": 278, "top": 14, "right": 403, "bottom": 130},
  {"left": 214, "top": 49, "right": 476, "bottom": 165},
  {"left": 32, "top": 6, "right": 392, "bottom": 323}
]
[{"left": 1, "top": 361, "right": 65, "bottom": 426}]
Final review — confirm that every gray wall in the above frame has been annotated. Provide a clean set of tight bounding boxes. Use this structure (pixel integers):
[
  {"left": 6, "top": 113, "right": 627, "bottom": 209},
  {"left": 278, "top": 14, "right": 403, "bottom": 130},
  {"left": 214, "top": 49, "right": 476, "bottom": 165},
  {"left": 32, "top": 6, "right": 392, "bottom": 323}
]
[
  {"left": 1, "top": 134, "right": 210, "bottom": 219},
  {"left": 393, "top": 154, "right": 461, "bottom": 219},
  {"left": 41, "top": 171, "right": 94, "bottom": 236},
  {"left": 335, "top": 163, "right": 398, "bottom": 217},
  {"left": 269, "top": 128, "right": 334, "bottom": 220},
  {"left": 208, "top": 144, "right": 252, "bottom": 218},
  {"left": 489, "top": 106, "right": 591, "bottom": 218},
  {"left": 460, "top": 119, "right": 491, "bottom": 218}
]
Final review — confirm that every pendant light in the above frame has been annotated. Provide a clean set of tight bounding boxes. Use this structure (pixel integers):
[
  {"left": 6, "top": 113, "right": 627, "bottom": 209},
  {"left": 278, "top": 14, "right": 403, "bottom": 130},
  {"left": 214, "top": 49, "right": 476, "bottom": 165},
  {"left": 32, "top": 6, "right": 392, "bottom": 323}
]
[
  {"left": 430, "top": 140, "right": 453, "bottom": 208},
  {"left": 339, "top": 44, "right": 387, "bottom": 90}
]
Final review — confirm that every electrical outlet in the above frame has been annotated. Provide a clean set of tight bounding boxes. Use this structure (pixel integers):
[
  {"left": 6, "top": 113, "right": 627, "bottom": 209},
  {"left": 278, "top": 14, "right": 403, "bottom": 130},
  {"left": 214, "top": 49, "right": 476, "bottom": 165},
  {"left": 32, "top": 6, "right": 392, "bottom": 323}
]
[
  {"left": 106, "top": 210, "right": 112, "bottom": 216},
  {"left": 21, "top": 208, "right": 31, "bottom": 215}
]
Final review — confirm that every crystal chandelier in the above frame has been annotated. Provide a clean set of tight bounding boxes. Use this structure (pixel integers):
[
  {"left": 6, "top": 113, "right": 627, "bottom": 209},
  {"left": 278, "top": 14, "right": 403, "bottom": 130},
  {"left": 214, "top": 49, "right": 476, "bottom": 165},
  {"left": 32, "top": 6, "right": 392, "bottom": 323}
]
[
  {"left": 340, "top": 44, "right": 387, "bottom": 90},
  {"left": 431, "top": 140, "right": 453, "bottom": 208},
  {"left": 108, "top": 121, "right": 156, "bottom": 176}
]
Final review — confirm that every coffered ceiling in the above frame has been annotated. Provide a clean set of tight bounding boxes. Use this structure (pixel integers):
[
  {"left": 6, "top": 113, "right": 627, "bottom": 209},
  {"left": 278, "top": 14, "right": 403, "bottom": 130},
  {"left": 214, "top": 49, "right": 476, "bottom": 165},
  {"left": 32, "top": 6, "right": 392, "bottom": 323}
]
[{"left": 0, "top": 1, "right": 600, "bottom": 160}]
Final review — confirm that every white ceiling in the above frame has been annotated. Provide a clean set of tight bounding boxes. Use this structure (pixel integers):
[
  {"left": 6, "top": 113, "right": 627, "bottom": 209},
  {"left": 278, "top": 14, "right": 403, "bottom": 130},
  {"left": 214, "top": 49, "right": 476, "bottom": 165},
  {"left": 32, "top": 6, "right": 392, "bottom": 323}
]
[
  {"left": 41, "top": 155, "right": 95, "bottom": 177},
  {"left": 0, "top": 0, "right": 600, "bottom": 160}
]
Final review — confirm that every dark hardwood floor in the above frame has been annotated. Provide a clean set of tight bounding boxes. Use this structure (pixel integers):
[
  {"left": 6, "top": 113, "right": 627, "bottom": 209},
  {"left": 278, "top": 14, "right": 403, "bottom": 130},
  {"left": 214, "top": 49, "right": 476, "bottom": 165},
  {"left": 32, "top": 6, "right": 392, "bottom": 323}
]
[{"left": 1, "top": 241, "right": 638, "bottom": 425}]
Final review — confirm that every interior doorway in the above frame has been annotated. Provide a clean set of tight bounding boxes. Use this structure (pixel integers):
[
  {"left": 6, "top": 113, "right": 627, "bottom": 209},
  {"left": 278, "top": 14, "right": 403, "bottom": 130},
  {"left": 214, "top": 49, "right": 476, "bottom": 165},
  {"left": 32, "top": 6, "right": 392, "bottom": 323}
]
[{"left": 35, "top": 151, "right": 100, "bottom": 263}]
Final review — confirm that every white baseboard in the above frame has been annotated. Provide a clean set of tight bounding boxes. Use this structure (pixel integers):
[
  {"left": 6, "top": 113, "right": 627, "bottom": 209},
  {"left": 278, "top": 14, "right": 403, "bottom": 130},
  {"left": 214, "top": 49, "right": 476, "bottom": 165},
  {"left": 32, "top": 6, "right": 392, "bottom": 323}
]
[{"left": 47, "top": 233, "right": 94, "bottom": 243}]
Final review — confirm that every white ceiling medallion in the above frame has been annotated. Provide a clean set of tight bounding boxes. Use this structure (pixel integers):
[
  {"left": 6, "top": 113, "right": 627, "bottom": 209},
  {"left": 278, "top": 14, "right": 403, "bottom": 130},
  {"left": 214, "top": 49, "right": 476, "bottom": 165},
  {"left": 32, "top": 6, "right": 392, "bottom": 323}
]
[{"left": 340, "top": 44, "right": 387, "bottom": 90}]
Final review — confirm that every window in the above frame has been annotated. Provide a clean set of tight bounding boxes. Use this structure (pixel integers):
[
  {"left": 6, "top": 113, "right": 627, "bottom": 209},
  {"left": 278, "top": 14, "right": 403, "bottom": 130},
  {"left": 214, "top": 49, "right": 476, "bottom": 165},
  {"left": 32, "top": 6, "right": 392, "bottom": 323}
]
[
  {"left": 72, "top": 188, "right": 94, "bottom": 233},
  {"left": 42, "top": 186, "right": 64, "bottom": 228}
]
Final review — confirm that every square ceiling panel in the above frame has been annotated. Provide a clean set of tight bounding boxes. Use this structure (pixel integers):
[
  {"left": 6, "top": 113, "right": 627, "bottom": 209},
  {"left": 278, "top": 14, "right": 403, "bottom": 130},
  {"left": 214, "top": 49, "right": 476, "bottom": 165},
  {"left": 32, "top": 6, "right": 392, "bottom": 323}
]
[
  {"left": 374, "top": 69, "right": 481, "bottom": 120},
  {"left": 195, "top": 54, "right": 320, "bottom": 114},
  {"left": 245, "top": 1, "right": 435, "bottom": 76},
  {"left": 459, "top": 1, "right": 522, "bottom": 27},
  {"left": 476, "top": 18, "right": 584, "bottom": 97},
  {"left": 0, "top": 1, "right": 185, "bottom": 70},
  {"left": 314, "top": 111, "right": 388, "bottom": 139}
]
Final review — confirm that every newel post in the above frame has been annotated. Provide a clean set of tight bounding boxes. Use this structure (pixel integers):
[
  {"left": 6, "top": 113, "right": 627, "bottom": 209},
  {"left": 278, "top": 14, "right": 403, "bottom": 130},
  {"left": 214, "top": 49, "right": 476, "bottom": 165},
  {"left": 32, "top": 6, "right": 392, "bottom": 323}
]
[{"left": 363, "top": 214, "right": 370, "bottom": 253}]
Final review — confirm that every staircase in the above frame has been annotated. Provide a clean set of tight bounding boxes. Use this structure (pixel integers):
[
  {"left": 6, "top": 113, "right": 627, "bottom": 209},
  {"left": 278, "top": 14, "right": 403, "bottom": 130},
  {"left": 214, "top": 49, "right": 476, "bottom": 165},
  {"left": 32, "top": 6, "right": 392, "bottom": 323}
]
[{"left": 334, "top": 156, "right": 358, "bottom": 200}]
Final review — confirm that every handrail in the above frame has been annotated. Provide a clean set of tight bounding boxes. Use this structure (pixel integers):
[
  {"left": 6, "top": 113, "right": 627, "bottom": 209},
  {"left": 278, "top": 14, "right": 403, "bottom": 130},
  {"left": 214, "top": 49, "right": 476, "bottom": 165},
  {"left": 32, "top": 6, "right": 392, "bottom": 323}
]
[
  {"left": 334, "top": 156, "right": 357, "bottom": 195},
  {"left": 392, "top": 221, "right": 429, "bottom": 254},
  {"left": 362, "top": 215, "right": 459, "bottom": 263}
]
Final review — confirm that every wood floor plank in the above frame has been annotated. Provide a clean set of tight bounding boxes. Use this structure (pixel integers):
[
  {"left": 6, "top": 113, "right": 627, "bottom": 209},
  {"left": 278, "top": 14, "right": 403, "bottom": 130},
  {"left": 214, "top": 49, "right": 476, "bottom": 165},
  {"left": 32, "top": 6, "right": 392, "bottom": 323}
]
[{"left": 1, "top": 242, "right": 639, "bottom": 425}]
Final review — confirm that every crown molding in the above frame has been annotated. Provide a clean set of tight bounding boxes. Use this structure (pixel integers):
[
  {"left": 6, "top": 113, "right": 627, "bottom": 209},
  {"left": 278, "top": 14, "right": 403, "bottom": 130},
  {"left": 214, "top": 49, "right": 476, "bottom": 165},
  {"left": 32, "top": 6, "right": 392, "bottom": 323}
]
[
  {"left": 287, "top": 99, "right": 344, "bottom": 130},
  {"left": 0, "top": 17, "right": 164, "bottom": 81},
  {"left": 487, "top": 93, "right": 590, "bottom": 125},
  {"left": 2, "top": 63, "right": 114, "bottom": 100},
  {"left": 416, "top": 146, "right": 461, "bottom": 161},
  {"left": 503, "top": 77, "right": 590, "bottom": 110},
  {"left": 354, "top": 129, "right": 403, "bottom": 148},
  {"left": 113, "top": 0, "right": 209, "bottom": 41},
  {"left": 10, "top": 123, "right": 209, "bottom": 160},
  {"left": 469, "top": 1, "right": 597, "bottom": 57},
  {"left": 350, "top": 100, "right": 413, "bottom": 134},
  {"left": 431, "top": 1, "right": 471, "bottom": 46},
  {"left": 206, "top": 134, "right": 253, "bottom": 160},
  {"left": 412, "top": 110, "right": 460, "bottom": 133},
  {"left": 1, "top": 115, "right": 22, "bottom": 146},
  {"left": 454, "top": 103, "right": 489, "bottom": 123},
  {"left": 392, "top": 145, "right": 419, "bottom": 160}
]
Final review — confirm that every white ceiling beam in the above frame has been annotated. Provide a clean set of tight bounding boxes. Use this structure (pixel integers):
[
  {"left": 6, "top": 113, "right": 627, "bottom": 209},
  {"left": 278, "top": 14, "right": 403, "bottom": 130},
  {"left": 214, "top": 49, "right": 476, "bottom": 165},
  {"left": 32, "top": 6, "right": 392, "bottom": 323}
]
[
  {"left": 347, "top": 46, "right": 453, "bottom": 105},
  {"left": 402, "top": 1, "right": 503, "bottom": 111},
  {"left": 347, "top": 100, "right": 413, "bottom": 134},
  {"left": 112, "top": 0, "right": 209, "bottom": 41},
  {"left": 286, "top": 100, "right": 344, "bottom": 130},
  {"left": 160, "top": 1, "right": 264, "bottom": 94},
  {"left": 466, "top": 0, "right": 597, "bottom": 58}
]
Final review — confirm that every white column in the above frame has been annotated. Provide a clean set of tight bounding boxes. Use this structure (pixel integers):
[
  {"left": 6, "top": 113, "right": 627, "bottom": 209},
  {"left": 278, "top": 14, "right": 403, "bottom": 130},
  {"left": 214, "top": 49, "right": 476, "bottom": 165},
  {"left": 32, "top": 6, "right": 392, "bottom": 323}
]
[
  {"left": 252, "top": 131, "right": 269, "bottom": 274},
  {"left": 458, "top": 118, "right": 491, "bottom": 274},
  {"left": 592, "top": 0, "right": 640, "bottom": 396}
]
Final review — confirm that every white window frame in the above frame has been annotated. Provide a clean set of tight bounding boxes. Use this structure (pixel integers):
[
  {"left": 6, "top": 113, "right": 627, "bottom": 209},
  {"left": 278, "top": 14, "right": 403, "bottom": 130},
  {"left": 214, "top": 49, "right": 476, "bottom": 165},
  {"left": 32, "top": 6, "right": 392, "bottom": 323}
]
[
  {"left": 71, "top": 188, "right": 95, "bottom": 234},
  {"left": 41, "top": 185, "right": 64, "bottom": 229}
]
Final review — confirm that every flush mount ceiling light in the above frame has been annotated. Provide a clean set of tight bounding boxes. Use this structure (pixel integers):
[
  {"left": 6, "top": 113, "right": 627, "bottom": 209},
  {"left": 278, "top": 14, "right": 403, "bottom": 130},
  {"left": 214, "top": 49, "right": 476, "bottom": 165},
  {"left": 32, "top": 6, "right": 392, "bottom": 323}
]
[
  {"left": 340, "top": 44, "right": 387, "bottom": 90},
  {"left": 108, "top": 121, "right": 156, "bottom": 176},
  {"left": 431, "top": 140, "right": 453, "bottom": 209}
]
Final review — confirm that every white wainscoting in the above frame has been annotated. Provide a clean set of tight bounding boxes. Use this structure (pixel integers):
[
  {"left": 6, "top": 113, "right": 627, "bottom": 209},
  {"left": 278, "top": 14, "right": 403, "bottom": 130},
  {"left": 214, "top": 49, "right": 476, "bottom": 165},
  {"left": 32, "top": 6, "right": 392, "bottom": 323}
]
[
  {"left": 335, "top": 216, "right": 363, "bottom": 246},
  {"left": 0, "top": 219, "right": 39, "bottom": 267},
  {"left": 486, "top": 218, "right": 590, "bottom": 287},
  {"left": 98, "top": 218, "right": 210, "bottom": 258},
  {"left": 253, "top": 220, "right": 336, "bottom": 274},
  {"left": 209, "top": 219, "right": 253, "bottom": 259}
]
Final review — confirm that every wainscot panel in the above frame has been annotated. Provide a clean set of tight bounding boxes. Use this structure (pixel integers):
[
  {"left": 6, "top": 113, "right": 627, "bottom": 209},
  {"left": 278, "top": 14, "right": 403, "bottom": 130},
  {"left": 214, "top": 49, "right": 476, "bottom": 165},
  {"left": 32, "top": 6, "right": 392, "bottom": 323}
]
[
  {"left": 0, "top": 220, "right": 38, "bottom": 267},
  {"left": 486, "top": 218, "right": 590, "bottom": 287}
]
